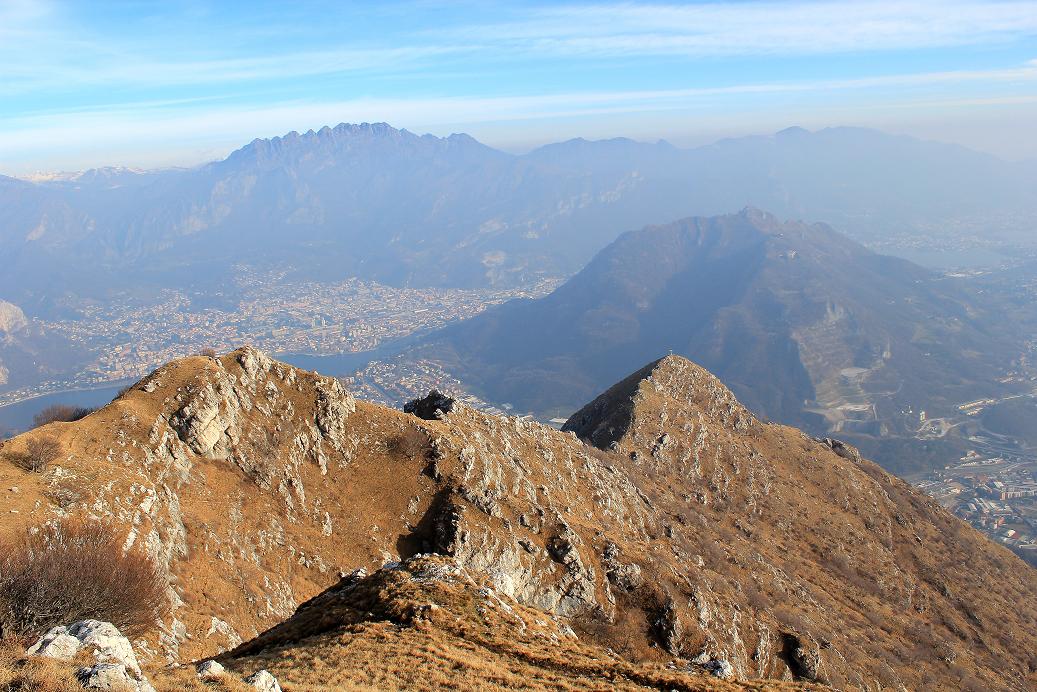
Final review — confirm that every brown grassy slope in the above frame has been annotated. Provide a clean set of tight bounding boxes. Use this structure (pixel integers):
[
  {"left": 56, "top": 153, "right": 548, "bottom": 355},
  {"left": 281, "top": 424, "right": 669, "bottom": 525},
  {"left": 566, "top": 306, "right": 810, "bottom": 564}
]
[
  {"left": 0, "top": 348, "right": 1034, "bottom": 690},
  {"left": 0, "top": 638, "right": 254, "bottom": 692},
  {"left": 0, "top": 640, "right": 82, "bottom": 692},
  {"left": 565, "top": 355, "right": 1037, "bottom": 690},
  {"left": 216, "top": 555, "right": 816, "bottom": 692},
  {"left": 0, "top": 348, "right": 446, "bottom": 661}
]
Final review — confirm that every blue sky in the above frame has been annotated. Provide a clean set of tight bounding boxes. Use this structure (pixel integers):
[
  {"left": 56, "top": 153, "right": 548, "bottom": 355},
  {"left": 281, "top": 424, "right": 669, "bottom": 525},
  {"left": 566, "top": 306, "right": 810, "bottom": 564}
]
[{"left": 2, "top": 0, "right": 1036, "bottom": 174}]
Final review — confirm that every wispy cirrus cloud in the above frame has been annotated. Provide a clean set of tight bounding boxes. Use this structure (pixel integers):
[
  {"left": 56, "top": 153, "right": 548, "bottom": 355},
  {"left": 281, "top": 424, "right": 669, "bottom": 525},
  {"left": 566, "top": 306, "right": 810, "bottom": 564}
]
[
  {"left": 0, "top": 45, "right": 470, "bottom": 95},
  {"left": 4, "top": 1, "right": 1037, "bottom": 94},
  {"left": 450, "top": 1, "right": 1037, "bottom": 56},
  {"left": 2, "top": 1, "right": 1036, "bottom": 171}
]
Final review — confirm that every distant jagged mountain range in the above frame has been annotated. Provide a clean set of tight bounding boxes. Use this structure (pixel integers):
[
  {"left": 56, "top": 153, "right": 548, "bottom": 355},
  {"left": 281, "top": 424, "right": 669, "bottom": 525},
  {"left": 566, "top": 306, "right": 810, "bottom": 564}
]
[
  {"left": 375, "top": 209, "right": 1032, "bottom": 475},
  {"left": 3, "top": 123, "right": 1036, "bottom": 308}
]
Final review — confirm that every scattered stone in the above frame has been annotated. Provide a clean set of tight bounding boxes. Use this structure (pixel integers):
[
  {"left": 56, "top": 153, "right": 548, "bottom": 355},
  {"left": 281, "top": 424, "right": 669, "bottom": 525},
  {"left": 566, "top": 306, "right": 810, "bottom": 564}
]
[
  {"left": 196, "top": 659, "right": 226, "bottom": 680},
  {"left": 245, "top": 669, "right": 283, "bottom": 691}
]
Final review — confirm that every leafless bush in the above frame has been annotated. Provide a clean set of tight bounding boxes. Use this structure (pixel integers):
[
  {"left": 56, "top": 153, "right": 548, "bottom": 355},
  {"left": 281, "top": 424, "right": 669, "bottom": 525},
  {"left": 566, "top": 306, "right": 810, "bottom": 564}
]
[
  {"left": 698, "top": 538, "right": 728, "bottom": 569},
  {"left": 744, "top": 582, "right": 772, "bottom": 612},
  {"left": 385, "top": 427, "right": 431, "bottom": 458},
  {"left": 199, "top": 347, "right": 218, "bottom": 358},
  {"left": 32, "top": 405, "right": 94, "bottom": 428},
  {"left": 0, "top": 517, "right": 167, "bottom": 638},
  {"left": 8, "top": 436, "right": 62, "bottom": 473}
]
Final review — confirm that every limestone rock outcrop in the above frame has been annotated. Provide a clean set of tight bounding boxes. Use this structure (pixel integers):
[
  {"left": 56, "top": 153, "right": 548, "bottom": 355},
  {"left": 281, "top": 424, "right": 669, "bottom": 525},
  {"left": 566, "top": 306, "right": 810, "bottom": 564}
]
[
  {"left": 0, "top": 301, "right": 27, "bottom": 334},
  {"left": 3, "top": 348, "right": 1037, "bottom": 691},
  {"left": 28, "top": 620, "right": 154, "bottom": 691}
]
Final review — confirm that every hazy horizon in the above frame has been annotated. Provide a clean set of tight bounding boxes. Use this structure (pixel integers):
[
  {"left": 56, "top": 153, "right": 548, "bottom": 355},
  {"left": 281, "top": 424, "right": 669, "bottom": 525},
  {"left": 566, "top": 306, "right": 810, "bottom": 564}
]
[
  {"left": 7, "top": 119, "right": 1037, "bottom": 179},
  {"left": 2, "top": 0, "right": 1036, "bottom": 174}
]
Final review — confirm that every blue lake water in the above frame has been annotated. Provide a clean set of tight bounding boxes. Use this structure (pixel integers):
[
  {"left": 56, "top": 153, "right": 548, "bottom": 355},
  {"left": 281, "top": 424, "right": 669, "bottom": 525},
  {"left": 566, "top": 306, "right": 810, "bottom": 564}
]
[
  {"left": 0, "top": 338, "right": 412, "bottom": 436},
  {"left": 0, "top": 382, "right": 132, "bottom": 437}
]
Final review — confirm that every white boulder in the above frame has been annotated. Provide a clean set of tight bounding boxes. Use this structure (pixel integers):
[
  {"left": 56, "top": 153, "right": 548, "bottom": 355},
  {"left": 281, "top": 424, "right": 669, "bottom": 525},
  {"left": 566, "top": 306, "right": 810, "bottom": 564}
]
[
  {"left": 196, "top": 659, "right": 227, "bottom": 680},
  {"left": 76, "top": 662, "right": 156, "bottom": 692},
  {"left": 28, "top": 620, "right": 154, "bottom": 690},
  {"left": 245, "top": 669, "right": 283, "bottom": 691}
]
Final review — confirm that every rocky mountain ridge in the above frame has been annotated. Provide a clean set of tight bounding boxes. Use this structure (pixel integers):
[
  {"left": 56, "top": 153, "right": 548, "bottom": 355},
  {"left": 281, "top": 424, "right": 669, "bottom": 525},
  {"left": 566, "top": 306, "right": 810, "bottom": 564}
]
[{"left": 0, "top": 347, "right": 1035, "bottom": 689}]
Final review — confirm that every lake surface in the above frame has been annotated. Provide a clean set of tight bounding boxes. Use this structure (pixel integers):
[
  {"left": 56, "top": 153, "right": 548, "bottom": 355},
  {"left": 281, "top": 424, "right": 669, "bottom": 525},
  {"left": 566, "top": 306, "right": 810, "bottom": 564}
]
[
  {"left": 0, "top": 382, "right": 132, "bottom": 437},
  {"left": 277, "top": 334, "right": 418, "bottom": 377},
  {"left": 1, "top": 337, "right": 414, "bottom": 437}
]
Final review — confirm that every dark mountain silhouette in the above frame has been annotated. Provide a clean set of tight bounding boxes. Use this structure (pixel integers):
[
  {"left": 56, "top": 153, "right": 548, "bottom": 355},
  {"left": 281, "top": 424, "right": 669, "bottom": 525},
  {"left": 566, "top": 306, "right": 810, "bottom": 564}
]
[
  {"left": 390, "top": 210, "right": 1027, "bottom": 474},
  {"left": 2, "top": 124, "right": 1035, "bottom": 309}
]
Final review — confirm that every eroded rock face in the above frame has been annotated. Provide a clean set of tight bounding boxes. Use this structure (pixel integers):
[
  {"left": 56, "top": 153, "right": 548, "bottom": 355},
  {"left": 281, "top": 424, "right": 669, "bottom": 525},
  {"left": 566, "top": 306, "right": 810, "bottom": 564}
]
[
  {"left": 14, "top": 347, "right": 366, "bottom": 662},
  {"left": 602, "top": 542, "right": 643, "bottom": 592},
  {"left": 0, "top": 300, "right": 27, "bottom": 334}
]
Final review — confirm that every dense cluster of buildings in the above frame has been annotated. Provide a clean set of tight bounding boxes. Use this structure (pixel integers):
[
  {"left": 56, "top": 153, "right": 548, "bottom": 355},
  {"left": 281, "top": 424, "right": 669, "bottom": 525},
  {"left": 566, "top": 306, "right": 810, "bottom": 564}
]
[
  {"left": 916, "top": 454, "right": 1037, "bottom": 552},
  {"left": 348, "top": 358, "right": 511, "bottom": 418},
  {"left": 0, "top": 273, "right": 560, "bottom": 409}
]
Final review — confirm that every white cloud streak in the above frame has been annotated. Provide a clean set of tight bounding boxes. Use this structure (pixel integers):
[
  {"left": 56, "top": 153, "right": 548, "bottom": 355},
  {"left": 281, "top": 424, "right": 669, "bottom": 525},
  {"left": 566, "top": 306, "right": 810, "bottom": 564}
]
[
  {"left": 445, "top": 1, "right": 1037, "bottom": 56},
  {"left": 2, "top": 1, "right": 1036, "bottom": 170},
  {"left": 2, "top": 1, "right": 1037, "bottom": 94}
]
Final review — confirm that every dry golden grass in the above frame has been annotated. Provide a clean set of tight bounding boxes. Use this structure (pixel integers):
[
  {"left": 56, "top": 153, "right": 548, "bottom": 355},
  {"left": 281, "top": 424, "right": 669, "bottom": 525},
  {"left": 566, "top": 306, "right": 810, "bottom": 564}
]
[
  {"left": 0, "top": 639, "right": 84, "bottom": 692},
  {"left": 216, "top": 557, "right": 819, "bottom": 692},
  {"left": 148, "top": 665, "right": 253, "bottom": 691}
]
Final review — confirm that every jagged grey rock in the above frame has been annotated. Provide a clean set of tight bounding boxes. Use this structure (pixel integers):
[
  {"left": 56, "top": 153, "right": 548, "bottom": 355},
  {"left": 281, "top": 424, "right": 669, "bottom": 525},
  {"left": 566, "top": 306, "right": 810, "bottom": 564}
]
[
  {"left": 817, "top": 437, "right": 862, "bottom": 463},
  {"left": 26, "top": 629, "right": 81, "bottom": 660},
  {"left": 404, "top": 389, "right": 456, "bottom": 420},
  {"left": 76, "top": 663, "right": 156, "bottom": 692},
  {"left": 602, "top": 542, "right": 643, "bottom": 592},
  {"left": 701, "top": 657, "right": 735, "bottom": 679}
]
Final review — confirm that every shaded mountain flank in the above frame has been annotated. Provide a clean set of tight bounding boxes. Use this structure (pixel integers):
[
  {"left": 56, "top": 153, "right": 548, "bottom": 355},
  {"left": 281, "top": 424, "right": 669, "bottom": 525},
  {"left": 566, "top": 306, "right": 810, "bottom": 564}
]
[
  {"left": 3, "top": 124, "right": 1036, "bottom": 307},
  {"left": 383, "top": 209, "right": 1029, "bottom": 475},
  {"left": 1, "top": 348, "right": 1036, "bottom": 689}
]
